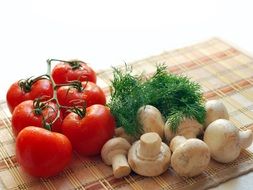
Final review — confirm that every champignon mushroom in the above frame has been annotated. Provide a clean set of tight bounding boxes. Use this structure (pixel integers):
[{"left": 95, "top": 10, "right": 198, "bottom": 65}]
[
  {"left": 239, "top": 129, "right": 253, "bottom": 149},
  {"left": 204, "top": 99, "right": 229, "bottom": 128},
  {"left": 204, "top": 119, "right": 253, "bottom": 163},
  {"left": 101, "top": 137, "right": 131, "bottom": 178},
  {"left": 128, "top": 132, "right": 171, "bottom": 177},
  {"left": 164, "top": 118, "right": 203, "bottom": 143},
  {"left": 137, "top": 105, "right": 165, "bottom": 138},
  {"left": 169, "top": 136, "right": 210, "bottom": 177},
  {"left": 114, "top": 127, "right": 136, "bottom": 144}
]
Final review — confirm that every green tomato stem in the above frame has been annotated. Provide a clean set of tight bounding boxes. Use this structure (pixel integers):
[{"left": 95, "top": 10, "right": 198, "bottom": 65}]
[{"left": 44, "top": 59, "right": 62, "bottom": 130}]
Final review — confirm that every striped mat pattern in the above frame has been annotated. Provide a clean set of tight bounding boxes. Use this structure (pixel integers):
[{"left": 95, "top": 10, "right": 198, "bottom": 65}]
[{"left": 0, "top": 38, "right": 253, "bottom": 189}]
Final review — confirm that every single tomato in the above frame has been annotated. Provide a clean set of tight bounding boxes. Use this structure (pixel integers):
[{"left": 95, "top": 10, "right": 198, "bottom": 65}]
[
  {"left": 6, "top": 77, "right": 53, "bottom": 113},
  {"left": 57, "top": 81, "right": 106, "bottom": 117},
  {"left": 16, "top": 126, "right": 72, "bottom": 177},
  {"left": 52, "top": 60, "right": 96, "bottom": 84},
  {"left": 62, "top": 104, "right": 115, "bottom": 156},
  {"left": 11, "top": 100, "right": 62, "bottom": 136}
]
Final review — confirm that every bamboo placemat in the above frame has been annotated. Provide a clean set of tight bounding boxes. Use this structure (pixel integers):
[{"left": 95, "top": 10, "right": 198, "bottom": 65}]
[{"left": 0, "top": 38, "right": 253, "bottom": 190}]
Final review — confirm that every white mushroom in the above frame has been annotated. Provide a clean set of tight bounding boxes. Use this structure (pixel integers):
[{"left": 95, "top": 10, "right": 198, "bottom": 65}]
[
  {"left": 164, "top": 118, "right": 203, "bottom": 143},
  {"left": 170, "top": 136, "right": 210, "bottom": 177},
  {"left": 101, "top": 137, "right": 131, "bottom": 178},
  {"left": 114, "top": 127, "right": 136, "bottom": 144},
  {"left": 239, "top": 130, "right": 253, "bottom": 149},
  {"left": 128, "top": 132, "right": 171, "bottom": 176},
  {"left": 204, "top": 119, "right": 253, "bottom": 163},
  {"left": 204, "top": 99, "right": 229, "bottom": 128},
  {"left": 137, "top": 105, "right": 165, "bottom": 138}
]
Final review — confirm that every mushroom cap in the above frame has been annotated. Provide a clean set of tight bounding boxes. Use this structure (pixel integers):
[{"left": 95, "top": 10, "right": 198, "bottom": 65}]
[
  {"left": 239, "top": 130, "right": 253, "bottom": 149},
  {"left": 204, "top": 100, "right": 229, "bottom": 128},
  {"left": 171, "top": 138, "right": 210, "bottom": 177},
  {"left": 101, "top": 137, "right": 131, "bottom": 165},
  {"left": 128, "top": 140, "right": 171, "bottom": 177},
  {"left": 114, "top": 127, "right": 136, "bottom": 144},
  {"left": 137, "top": 105, "right": 165, "bottom": 138},
  {"left": 164, "top": 118, "right": 203, "bottom": 143},
  {"left": 204, "top": 119, "right": 240, "bottom": 163}
]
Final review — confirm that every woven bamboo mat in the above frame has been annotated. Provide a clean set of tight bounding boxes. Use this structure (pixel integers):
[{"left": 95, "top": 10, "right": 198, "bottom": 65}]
[{"left": 0, "top": 38, "right": 253, "bottom": 190}]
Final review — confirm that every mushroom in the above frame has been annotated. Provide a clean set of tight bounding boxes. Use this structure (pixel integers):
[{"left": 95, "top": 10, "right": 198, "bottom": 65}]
[
  {"left": 115, "top": 127, "right": 136, "bottom": 144},
  {"left": 204, "top": 119, "right": 253, "bottom": 163},
  {"left": 101, "top": 137, "right": 131, "bottom": 178},
  {"left": 128, "top": 132, "right": 171, "bottom": 177},
  {"left": 164, "top": 118, "right": 203, "bottom": 143},
  {"left": 204, "top": 99, "right": 229, "bottom": 128},
  {"left": 137, "top": 105, "right": 165, "bottom": 138},
  {"left": 239, "top": 129, "right": 253, "bottom": 149},
  {"left": 169, "top": 136, "right": 210, "bottom": 177}
]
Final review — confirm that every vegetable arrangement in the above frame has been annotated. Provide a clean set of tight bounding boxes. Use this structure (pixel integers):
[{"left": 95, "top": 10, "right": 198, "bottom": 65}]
[
  {"left": 6, "top": 60, "right": 253, "bottom": 179},
  {"left": 102, "top": 66, "right": 253, "bottom": 178},
  {"left": 6, "top": 59, "right": 115, "bottom": 177}
]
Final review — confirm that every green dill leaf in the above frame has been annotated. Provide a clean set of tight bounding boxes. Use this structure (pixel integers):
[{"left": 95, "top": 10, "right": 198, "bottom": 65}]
[
  {"left": 108, "top": 64, "right": 206, "bottom": 136},
  {"left": 108, "top": 66, "right": 145, "bottom": 136},
  {"left": 166, "top": 111, "right": 184, "bottom": 133}
]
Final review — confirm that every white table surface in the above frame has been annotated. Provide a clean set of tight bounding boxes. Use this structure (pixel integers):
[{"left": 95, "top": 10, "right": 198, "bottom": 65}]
[{"left": 0, "top": 0, "right": 253, "bottom": 189}]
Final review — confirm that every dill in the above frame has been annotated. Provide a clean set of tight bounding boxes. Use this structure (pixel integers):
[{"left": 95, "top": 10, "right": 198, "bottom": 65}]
[
  {"left": 108, "top": 65, "right": 206, "bottom": 136},
  {"left": 109, "top": 66, "right": 145, "bottom": 136}
]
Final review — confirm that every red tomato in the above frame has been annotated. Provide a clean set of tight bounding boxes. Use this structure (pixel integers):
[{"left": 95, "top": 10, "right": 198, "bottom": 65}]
[
  {"left": 57, "top": 81, "right": 106, "bottom": 117},
  {"left": 11, "top": 100, "right": 62, "bottom": 136},
  {"left": 16, "top": 126, "right": 72, "bottom": 177},
  {"left": 62, "top": 104, "right": 115, "bottom": 156},
  {"left": 6, "top": 78, "right": 53, "bottom": 113},
  {"left": 52, "top": 60, "right": 97, "bottom": 84}
]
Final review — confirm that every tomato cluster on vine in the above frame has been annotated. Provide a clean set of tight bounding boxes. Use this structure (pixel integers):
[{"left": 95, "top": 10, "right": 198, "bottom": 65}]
[{"left": 6, "top": 59, "right": 116, "bottom": 177}]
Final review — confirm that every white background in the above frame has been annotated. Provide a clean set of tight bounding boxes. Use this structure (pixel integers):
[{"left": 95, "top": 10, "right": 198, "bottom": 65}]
[
  {"left": 1, "top": 0, "right": 253, "bottom": 100},
  {"left": 0, "top": 0, "right": 253, "bottom": 189}
]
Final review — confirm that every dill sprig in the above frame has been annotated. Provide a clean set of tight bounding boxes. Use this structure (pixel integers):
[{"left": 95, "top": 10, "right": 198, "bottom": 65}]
[
  {"left": 108, "top": 65, "right": 206, "bottom": 136},
  {"left": 109, "top": 66, "right": 146, "bottom": 136}
]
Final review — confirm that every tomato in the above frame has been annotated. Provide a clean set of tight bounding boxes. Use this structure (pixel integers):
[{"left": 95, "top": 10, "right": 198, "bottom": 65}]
[
  {"left": 11, "top": 100, "right": 62, "bottom": 136},
  {"left": 57, "top": 81, "right": 106, "bottom": 117},
  {"left": 6, "top": 78, "right": 53, "bottom": 113},
  {"left": 52, "top": 60, "right": 97, "bottom": 84},
  {"left": 62, "top": 104, "right": 115, "bottom": 156},
  {"left": 16, "top": 126, "right": 72, "bottom": 177}
]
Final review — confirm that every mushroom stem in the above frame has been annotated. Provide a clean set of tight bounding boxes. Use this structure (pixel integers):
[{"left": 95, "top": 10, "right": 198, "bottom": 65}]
[
  {"left": 128, "top": 132, "right": 171, "bottom": 177},
  {"left": 239, "top": 130, "right": 253, "bottom": 149},
  {"left": 170, "top": 136, "right": 187, "bottom": 152},
  {"left": 101, "top": 137, "right": 131, "bottom": 178},
  {"left": 138, "top": 132, "right": 162, "bottom": 159},
  {"left": 111, "top": 154, "right": 131, "bottom": 178}
]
